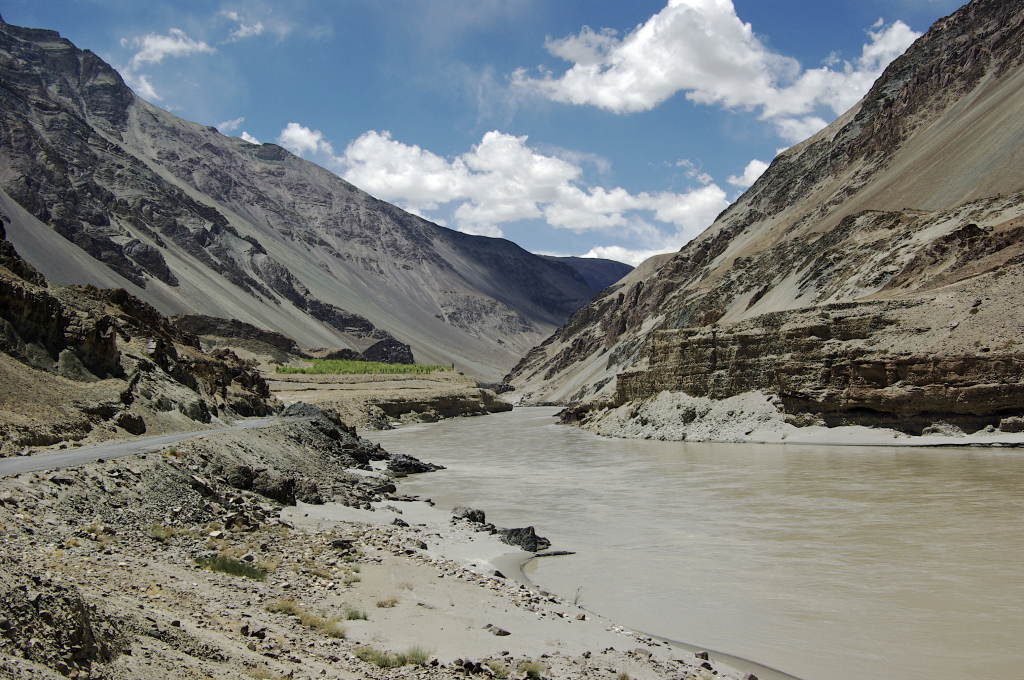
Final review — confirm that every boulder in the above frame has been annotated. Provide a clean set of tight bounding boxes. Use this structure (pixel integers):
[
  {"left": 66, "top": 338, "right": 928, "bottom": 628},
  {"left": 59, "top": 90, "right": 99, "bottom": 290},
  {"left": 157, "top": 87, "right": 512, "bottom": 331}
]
[
  {"left": 497, "top": 526, "right": 551, "bottom": 552},
  {"left": 999, "top": 416, "right": 1024, "bottom": 433},
  {"left": 453, "top": 506, "right": 486, "bottom": 524},
  {"left": 388, "top": 453, "right": 445, "bottom": 474}
]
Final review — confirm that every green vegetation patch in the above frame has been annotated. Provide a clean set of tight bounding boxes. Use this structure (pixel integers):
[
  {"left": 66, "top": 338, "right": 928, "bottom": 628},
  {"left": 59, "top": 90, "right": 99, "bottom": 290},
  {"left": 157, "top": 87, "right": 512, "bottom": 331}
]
[
  {"left": 195, "top": 555, "right": 267, "bottom": 581},
  {"left": 276, "top": 359, "right": 452, "bottom": 375}
]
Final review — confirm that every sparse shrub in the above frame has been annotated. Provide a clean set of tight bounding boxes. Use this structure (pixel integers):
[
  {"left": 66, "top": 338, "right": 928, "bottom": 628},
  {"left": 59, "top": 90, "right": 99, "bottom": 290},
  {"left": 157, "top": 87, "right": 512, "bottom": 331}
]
[
  {"left": 487, "top": 660, "right": 510, "bottom": 678},
  {"left": 149, "top": 522, "right": 176, "bottom": 543},
  {"left": 519, "top": 660, "right": 545, "bottom": 679},
  {"left": 354, "top": 645, "right": 427, "bottom": 668},
  {"left": 396, "top": 581, "right": 413, "bottom": 590},
  {"left": 195, "top": 555, "right": 267, "bottom": 581},
  {"left": 266, "top": 600, "right": 345, "bottom": 638},
  {"left": 376, "top": 595, "right": 399, "bottom": 608},
  {"left": 355, "top": 646, "right": 400, "bottom": 668},
  {"left": 344, "top": 607, "right": 368, "bottom": 620},
  {"left": 348, "top": 564, "right": 361, "bottom": 573},
  {"left": 246, "top": 664, "right": 284, "bottom": 679},
  {"left": 617, "top": 673, "right": 630, "bottom": 680},
  {"left": 397, "top": 646, "right": 431, "bottom": 667},
  {"left": 266, "top": 598, "right": 302, "bottom": 616},
  {"left": 343, "top": 573, "right": 361, "bottom": 585}
]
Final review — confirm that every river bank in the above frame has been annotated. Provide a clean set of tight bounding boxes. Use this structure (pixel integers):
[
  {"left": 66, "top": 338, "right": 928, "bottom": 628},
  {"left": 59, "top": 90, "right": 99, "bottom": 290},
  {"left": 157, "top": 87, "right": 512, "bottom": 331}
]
[{"left": 0, "top": 402, "right": 754, "bottom": 680}]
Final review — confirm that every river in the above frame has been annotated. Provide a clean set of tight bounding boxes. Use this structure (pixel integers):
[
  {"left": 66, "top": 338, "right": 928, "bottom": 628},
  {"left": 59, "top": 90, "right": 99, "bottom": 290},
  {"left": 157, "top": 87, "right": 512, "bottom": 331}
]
[{"left": 367, "top": 407, "right": 1024, "bottom": 680}]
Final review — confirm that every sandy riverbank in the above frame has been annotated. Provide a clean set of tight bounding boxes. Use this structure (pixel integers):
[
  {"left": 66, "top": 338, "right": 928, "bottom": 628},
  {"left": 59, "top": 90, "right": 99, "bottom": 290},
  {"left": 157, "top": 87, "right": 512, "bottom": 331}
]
[{"left": 576, "top": 390, "right": 1024, "bottom": 447}]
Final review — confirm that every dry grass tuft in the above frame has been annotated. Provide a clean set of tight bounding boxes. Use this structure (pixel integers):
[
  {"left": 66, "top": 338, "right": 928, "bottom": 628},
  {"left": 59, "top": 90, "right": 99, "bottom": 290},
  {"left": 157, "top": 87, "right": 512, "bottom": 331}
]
[{"left": 376, "top": 595, "right": 400, "bottom": 608}]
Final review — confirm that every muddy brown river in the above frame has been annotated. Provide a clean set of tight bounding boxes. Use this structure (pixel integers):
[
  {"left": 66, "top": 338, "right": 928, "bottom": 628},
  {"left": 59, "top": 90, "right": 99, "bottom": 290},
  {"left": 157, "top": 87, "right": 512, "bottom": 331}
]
[{"left": 368, "top": 407, "right": 1024, "bottom": 680}]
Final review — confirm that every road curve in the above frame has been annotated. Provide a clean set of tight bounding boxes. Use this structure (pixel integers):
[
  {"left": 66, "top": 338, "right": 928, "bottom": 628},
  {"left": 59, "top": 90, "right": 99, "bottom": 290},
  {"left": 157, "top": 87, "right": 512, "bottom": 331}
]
[{"left": 0, "top": 418, "right": 277, "bottom": 477}]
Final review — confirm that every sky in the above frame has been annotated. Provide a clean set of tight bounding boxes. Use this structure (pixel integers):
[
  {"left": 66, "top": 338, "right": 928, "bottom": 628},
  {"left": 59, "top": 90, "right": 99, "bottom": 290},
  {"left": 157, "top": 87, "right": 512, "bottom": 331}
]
[{"left": 4, "top": 0, "right": 965, "bottom": 265}]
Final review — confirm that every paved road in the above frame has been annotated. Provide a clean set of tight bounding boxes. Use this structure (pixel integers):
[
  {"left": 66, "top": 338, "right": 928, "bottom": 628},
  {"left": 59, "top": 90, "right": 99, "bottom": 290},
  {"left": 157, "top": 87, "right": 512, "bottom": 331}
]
[{"left": 0, "top": 418, "right": 277, "bottom": 477}]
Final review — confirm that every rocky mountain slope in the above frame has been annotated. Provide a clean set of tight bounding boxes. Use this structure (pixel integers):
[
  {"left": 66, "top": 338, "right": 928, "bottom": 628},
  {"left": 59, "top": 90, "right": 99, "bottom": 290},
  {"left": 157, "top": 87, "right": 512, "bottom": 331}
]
[
  {"left": 507, "top": 0, "right": 1024, "bottom": 436},
  {"left": 0, "top": 216, "right": 279, "bottom": 455},
  {"left": 539, "top": 256, "right": 633, "bottom": 292},
  {"left": 0, "top": 17, "right": 613, "bottom": 381}
]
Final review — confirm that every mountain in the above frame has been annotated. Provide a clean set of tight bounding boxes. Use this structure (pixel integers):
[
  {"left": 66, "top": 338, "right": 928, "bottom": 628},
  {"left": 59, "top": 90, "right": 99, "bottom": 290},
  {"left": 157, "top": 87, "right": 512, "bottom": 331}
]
[
  {"left": 0, "top": 18, "right": 597, "bottom": 382},
  {"left": 506, "top": 0, "right": 1024, "bottom": 435},
  {"left": 538, "top": 256, "right": 633, "bottom": 292}
]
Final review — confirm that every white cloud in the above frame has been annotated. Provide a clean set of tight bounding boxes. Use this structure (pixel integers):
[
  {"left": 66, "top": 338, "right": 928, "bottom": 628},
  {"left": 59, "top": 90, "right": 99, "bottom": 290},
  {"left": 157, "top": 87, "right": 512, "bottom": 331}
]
[
  {"left": 240, "top": 131, "right": 260, "bottom": 144},
  {"left": 513, "top": 1, "right": 921, "bottom": 143},
  {"left": 331, "top": 129, "right": 728, "bottom": 243},
  {"left": 229, "top": 21, "right": 264, "bottom": 42},
  {"left": 277, "top": 123, "right": 334, "bottom": 156},
  {"left": 727, "top": 159, "right": 770, "bottom": 189},
  {"left": 582, "top": 245, "right": 674, "bottom": 267},
  {"left": 118, "top": 28, "right": 216, "bottom": 101},
  {"left": 217, "top": 116, "right": 245, "bottom": 132},
  {"left": 675, "top": 159, "right": 713, "bottom": 185},
  {"left": 121, "top": 72, "right": 160, "bottom": 101},
  {"left": 126, "top": 28, "right": 216, "bottom": 70}
]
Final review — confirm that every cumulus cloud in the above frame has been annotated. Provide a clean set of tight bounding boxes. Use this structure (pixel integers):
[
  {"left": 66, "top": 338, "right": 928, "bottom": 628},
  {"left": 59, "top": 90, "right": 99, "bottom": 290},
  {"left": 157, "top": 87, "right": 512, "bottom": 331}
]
[
  {"left": 217, "top": 116, "right": 245, "bottom": 132},
  {"left": 123, "top": 28, "right": 216, "bottom": 70},
  {"left": 331, "top": 129, "right": 729, "bottom": 241},
  {"left": 222, "top": 11, "right": 265, "bottom": 42},
  {"left": 240, "top": 131, "right": 260, "bottom": 144},
  {"left": 513, "top": 1, "right": 921, "bottom": 142},
  {"left": 277, "top": 123, "right": 334, "bottom": 156},
  {"left": 727, "top": 159, "right": 770, "bottom": 189},
  {"left": 117, "top": 28, "right": 216, "bottom": 101}
]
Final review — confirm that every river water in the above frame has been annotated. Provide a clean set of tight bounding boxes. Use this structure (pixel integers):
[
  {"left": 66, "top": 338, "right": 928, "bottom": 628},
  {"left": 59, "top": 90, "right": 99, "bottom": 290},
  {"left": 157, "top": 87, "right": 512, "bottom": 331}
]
[{"left": 367, "top": 407, "right": 1024, "bottom": 680}]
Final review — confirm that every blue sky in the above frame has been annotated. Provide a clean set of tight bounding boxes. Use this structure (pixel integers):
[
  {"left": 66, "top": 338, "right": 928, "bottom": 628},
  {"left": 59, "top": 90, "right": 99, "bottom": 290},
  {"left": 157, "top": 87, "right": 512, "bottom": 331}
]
[{"left": 5, "top": 0, "right": 964, "bottom": 265}]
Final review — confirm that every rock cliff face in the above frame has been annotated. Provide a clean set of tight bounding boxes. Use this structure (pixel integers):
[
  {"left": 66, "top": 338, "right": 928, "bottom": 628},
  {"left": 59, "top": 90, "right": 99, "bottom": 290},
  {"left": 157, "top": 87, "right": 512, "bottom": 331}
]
[
  {"left": 0, "top": 20, "right": 597, "bottom": 380},
  {"left": 0, "top": 221, "right": 278, "bottom": 454},
  {"left": 509, "top": 0, "right": 1024, "bottom": 435}
]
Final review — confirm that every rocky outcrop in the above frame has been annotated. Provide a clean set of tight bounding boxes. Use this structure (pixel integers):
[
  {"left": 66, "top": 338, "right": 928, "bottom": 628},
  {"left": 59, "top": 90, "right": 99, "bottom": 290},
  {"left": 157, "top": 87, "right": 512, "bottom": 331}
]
[
  {"left": 0, "top": 230, "right": 279, "bottom": 454},
  {"left": 172, "top": 314, "right": 299, "bottom": 353},
  {"left": 363, "top": 335, "right": 415, "bottom": 365}
]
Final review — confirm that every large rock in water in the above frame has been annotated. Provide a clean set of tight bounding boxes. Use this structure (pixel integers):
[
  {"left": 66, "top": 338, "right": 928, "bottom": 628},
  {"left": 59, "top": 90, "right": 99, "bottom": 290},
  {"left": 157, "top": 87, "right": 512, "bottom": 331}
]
[{"left": 498, "top": 526, "right": 551, "bottom": 552}]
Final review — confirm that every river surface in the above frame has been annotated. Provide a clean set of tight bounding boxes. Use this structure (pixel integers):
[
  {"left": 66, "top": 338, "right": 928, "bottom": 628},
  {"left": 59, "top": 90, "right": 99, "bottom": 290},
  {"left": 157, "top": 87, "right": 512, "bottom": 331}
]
[{"left": 367, "top": 407, "right": 1024, "bottom": 680}]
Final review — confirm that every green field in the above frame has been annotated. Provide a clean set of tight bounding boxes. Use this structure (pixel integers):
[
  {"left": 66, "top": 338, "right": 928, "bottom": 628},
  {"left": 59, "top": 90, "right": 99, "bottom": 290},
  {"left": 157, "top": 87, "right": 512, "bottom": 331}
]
[{"left": 275, "top": 359, "right": 453, "bottom": 375}]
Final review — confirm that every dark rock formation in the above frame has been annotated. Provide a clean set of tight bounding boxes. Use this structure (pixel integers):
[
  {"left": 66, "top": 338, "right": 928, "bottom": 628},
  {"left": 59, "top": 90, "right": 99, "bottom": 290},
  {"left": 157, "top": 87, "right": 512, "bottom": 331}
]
[
  {"left": 497, "top": 526, "right": 551, "bottom": 553},
  {"left": 363, "top": 335, "right": 415, "bottom": 364},
  {"left": 453, "top": 506, "right": 486, "bottom": 524},
  {"left": 172, "top": 314, "right": 298, "bottom": 353},
  {"left": 387, "top": 454, "right": 445, "bottom": 475}
]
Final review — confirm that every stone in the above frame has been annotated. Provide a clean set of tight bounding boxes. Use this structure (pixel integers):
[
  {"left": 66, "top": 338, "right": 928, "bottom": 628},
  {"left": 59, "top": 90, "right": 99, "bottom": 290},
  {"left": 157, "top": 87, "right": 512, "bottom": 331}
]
[
  {"left": 452, "top": 507, "right": 486, "bottom": 524},
  {"left": 484, "top": 623, "right": 510, "bottom": 636},
  {"left": 695, "top": 651, "right": 709, "bottom": 660},
  {"left": 999, "top": 416, "right": 1024, "bottom": 433},
  {"left": 497, "top": 526, "right": 551, "bottom": 552}
]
